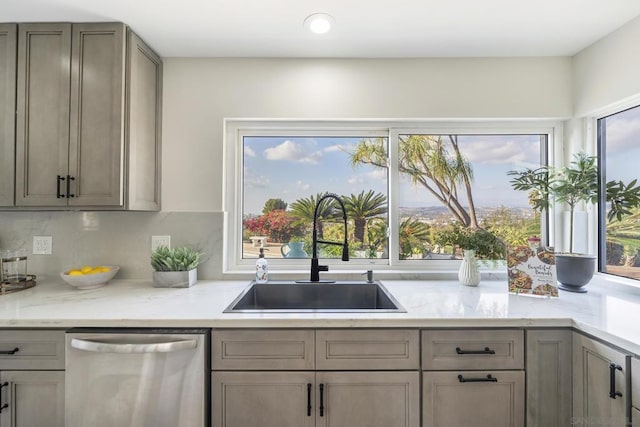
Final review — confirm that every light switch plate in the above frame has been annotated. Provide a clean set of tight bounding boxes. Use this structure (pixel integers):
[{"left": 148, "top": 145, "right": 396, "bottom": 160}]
[
  {"left": 151, "top": 235, "right": 171, "bottom": 251},
  {"left": 33, "top": 236, "right": 52, "bottom": 255}
]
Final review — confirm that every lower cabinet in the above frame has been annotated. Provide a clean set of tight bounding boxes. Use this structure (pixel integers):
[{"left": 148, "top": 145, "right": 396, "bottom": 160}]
[
  {"left": 0, "top": 330, "right": 65, "bottom": 427},
  {"left": 0, "top": 371, "right": 65, "bottom": 427},
  {"left": 212, "top": 371, "right": 419, "bottom": 427},
  {"left": 632, "top": 358, "right": 639, "bottom": 426},
  {"left": 573, "top": 332, "right": 630, "bottom": 427},
  {"left": 525, "top": 329, "right": 572, "bottom": 426},
  {"left": 422, "top": 371, "right": 524, "bottom": 427}
]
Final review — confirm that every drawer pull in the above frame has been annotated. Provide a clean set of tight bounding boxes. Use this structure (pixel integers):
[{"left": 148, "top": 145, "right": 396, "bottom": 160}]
[
  {"left": 319, "top": 383, "right": 324, "bottom": 417},
  {"left": 307, "top": 383, "right": 312, "bottom": 416},
  {"left": 0, "top": 382, "right": 8, "bottom": 413},
  {"left": 456, "top": 346, "right": 495, "bottom": 355},
  {"left": 609, "top": 363, "right": 623, "bottom": 399},
  {"left": 458, "top": 374, "right": 498, "bottom": 383},
  {"left": 0, "top": 347, "right": 19, "bottom": 355}
]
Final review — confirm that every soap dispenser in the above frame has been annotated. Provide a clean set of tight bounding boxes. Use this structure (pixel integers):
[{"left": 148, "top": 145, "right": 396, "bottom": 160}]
[{"left": 255, "top": 248, "right": 268, "bottom": 283}]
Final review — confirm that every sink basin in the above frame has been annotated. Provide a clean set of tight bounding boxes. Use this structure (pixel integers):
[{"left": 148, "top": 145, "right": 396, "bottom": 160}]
[{"left": 224, "top": 280, "right": 405, "bottom": 313}]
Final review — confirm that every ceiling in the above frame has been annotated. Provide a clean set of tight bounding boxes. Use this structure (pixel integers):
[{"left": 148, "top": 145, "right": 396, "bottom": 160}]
[{"left": 2, "top": 0, "right": 640, "bottom": 58}]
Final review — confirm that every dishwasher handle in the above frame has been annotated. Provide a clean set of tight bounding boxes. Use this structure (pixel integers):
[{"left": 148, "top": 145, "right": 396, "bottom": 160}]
[{"left": 70, "top": 337, "right": 198, "bottom": 354}]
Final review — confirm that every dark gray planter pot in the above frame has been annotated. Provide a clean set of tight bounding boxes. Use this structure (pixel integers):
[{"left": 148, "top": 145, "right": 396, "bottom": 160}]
[{"left": 556, "top": 254, "right": 596, "bottom": 293}]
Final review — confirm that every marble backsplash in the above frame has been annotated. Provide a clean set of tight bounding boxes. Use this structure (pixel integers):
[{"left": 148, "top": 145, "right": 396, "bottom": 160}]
[{"left": 0, "top": 211, "right": 223, "bottom": 281}]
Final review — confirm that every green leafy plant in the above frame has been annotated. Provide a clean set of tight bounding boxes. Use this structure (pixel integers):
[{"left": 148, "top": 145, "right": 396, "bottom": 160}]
[
  {"left": 508, "top": 152, "right": 640, "bottom": 253},
  {"left": 150, "top": 246, "right": 202, "bottom": 271},
  {"left": 435, "top": 224, "right": 505, "bottom": 260}
]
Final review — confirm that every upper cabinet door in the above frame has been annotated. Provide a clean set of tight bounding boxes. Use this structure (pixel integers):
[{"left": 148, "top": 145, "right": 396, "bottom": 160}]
[
  {"left": 0, "top": 24, "right": 17, "bottom": 207},
  {"left": 68, "top": 23, "right": 126, "bottom": 206},
  {"left": 126, "top": 30, "right": 162, "bottom": 211},
  {"left": 15, "top": 23, "right": 71, "bottom": 207}
]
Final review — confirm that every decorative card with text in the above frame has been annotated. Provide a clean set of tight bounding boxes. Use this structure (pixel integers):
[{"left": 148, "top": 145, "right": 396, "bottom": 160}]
[{"left": 507, "top": 245, "right": 558, "bottom": 297}]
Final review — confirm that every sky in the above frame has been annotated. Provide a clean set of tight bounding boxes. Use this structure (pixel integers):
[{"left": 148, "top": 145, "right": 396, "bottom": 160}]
[
  {"left": 243, "top": 135, "right": 542, "bottom": 215},
  {"left": 603, "top": 105, "right": 640, "bottom": 184}
]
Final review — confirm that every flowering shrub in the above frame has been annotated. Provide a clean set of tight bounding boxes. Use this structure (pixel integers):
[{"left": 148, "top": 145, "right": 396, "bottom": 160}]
[{"left": 244, "top": 210, "right": 305, "bottom": 243}]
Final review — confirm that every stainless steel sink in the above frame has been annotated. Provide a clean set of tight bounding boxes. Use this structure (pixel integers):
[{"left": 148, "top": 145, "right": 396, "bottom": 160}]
[{"left": 223, "top": 280, "right": 405, "bottom": 313}]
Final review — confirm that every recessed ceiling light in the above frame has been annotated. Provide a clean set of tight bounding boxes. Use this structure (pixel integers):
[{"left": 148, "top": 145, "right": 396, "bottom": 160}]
[{"left": 304, "top": 13, "right": 334, "bottom": 35}]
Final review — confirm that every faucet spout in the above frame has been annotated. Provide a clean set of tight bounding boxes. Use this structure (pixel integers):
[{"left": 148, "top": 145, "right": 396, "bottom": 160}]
[{"left": 309, "top": 193, "right": 349, "bottom": 282}]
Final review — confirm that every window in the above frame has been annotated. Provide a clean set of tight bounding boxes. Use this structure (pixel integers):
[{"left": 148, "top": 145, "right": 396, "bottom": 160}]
[
  {"left": 598, "top": 105, "right": 640, "bottom": 281},
  {"left": 224, "top": 120, "right": 555, "bottom": 274},
  {"left": 241, "top": 134, "right": 389, "bottom": 261}
]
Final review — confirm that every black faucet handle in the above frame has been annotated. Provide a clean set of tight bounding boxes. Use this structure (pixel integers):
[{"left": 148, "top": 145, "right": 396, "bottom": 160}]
[{"left": 318, "top": 264, "right": 329, "bottom": 272}]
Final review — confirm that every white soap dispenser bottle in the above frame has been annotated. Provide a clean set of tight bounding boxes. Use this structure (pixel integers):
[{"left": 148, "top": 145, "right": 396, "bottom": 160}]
[{"left": 255, "top": 248, "right": 268, "bottom": 283}]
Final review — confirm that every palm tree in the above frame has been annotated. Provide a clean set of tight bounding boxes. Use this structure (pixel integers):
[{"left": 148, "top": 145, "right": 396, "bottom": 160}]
[
  {"left": 351, "top": 136, "right": 478, "bottom": 228},
  {"left": 289, "top": 192, "right": 336, "bottom": 240},
  {"left": 398, "top": 217, "right": 431, "bottom": 259},
  {"left": 343, "top": 190, "right": 387, "bottom": 246}
]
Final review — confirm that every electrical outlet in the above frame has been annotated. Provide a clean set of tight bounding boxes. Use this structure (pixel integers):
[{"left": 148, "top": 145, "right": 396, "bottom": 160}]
[
  {"left": 33, "top": 236, "right": 53, "bottom": 255},
  {"left": 151, "top": 235, "right": 171, "bottom": 251}
]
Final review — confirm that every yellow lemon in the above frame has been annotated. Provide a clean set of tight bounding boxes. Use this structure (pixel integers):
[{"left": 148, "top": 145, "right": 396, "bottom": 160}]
[
  {"left": 67, "top": 270, "right": 83, "bottom": 276},
  {"left": 95, "top": 266, "right": 110, "bottom": 272},
  {"left": 80, "top": 265, "right": 93, "bottom": 274}
]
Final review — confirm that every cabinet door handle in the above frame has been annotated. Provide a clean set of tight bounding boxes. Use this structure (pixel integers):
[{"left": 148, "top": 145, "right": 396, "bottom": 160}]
[
  {"left": 458, "top": 374, "right": 498, "bottom": 383},
  {"left": 307, "top": 383, "right": 312, "bottom": 416},
  {"left": 56, "top": 175, "right": 65, "bottom": 198},
  {"left": 609, "top": 363, "right": 623, "bottom": 399},
  {"left": 456, "top": 346, "right": 496, "bottom": 355},
  {"left": 0, "top": 347, "right": 19, "bottom": 355},
  {"left": 0, "top": 382, "right": 8, "bottom": 413},
  {"left": 66, "top": 175, "right": 75, "bottom": 198},
  {"left": 319, "top": 383, "right": 324, "bottom": 417}
]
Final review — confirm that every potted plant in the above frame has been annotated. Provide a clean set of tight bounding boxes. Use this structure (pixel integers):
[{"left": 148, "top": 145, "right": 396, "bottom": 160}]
[
  {"left": 508, "top": 152, "right": 640, "bottom": 292},
  {"left": 435, "top": 225, "right": 506, "bottom": 286},
  {"left": 150, "top": 246, "right": 202, "bottom": 288}
]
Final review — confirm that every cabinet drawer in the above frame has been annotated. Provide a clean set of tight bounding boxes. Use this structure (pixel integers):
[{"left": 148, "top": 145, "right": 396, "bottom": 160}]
[
  {"left": 423, "top": 370, "right": 525, "bottom": 427},
  {"left": 0, "top": 330, "right": 65, "bottom": 370},
  {"left": 317, "top": 329, "right": 419, "bottom": 370},
  {"left": 212, "top": 329, "right": 315, "bottom": 370},
  {"left": 633, "top": 407, "right": 640, "bottom": 427},
  {"left": 633, "top": 358, "right": 639, "bottom": 409},
  {"left": 422, "top": 329, "right": 524, "bottom": 370}
]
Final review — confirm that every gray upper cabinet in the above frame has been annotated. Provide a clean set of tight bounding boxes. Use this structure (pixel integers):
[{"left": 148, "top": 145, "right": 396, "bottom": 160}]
[
  {"left": 15, "top": 23, "right": 71, "bottom": 207},
  {"left": 14, "top": 22, "right": 161, "bottom": 210},
  {"left": 0, "top": 24, "right": 16, "bottom": 207}
]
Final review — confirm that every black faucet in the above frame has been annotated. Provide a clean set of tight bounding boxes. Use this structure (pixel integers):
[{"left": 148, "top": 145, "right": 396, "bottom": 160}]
[{"left": 310, "top": 193, "right": 349, "bottom": 282}]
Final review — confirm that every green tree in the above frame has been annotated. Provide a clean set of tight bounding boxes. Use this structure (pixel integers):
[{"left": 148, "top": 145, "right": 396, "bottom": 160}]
[
  {"left": 351, "top": 135, "right": 478, "bottom": 228},
  {"left": 343, "top": 190, "right": 387, "bottom": 246},
  {"left": 398, "top": 217, "right": 431, "bottom": 259},
  {"left": 262, "top": 198, "right": 287, "bottom": 214},
  {"left": 289, "top": 193, "right": 336, "bottom": 240}
]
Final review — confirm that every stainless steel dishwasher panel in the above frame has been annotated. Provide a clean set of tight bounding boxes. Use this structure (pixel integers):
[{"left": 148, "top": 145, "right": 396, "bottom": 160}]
[{"left": 65, "top": 330, "right": 208, "bottom": 427}]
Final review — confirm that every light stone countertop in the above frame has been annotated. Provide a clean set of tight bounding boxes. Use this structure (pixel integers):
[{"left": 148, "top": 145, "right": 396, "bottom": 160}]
[{"left": 1, "top": 276, "right": 640, "bottom": 355}]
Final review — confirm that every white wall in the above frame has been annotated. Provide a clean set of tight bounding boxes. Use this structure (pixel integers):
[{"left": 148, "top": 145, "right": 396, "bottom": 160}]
[
  {"left": 162, "top": 57, "right": 572, "bottom": 212},
  {"left": 573, "top": 15, "right": 640, "bottom": 117}
]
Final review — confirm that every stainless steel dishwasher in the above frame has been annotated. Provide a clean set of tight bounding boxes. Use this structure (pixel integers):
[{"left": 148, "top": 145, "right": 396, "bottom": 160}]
[{"left": 65, "top": 328, "right": 210, "bottom": 427}]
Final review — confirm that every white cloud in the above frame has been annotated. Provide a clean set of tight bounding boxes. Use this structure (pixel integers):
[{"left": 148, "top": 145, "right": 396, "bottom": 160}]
[
  {"left": 463, "top": 137, "right": 540, "bottom": 167},
  {"left": 324, "top": 142, "right": 356, "bottom": 153},
  {"left": 263, "top": 140, "right": 323, "bottom": 164},
  {"left": 606, "top": 115, "right": 640, "bottom": 154},
  {"left": 347, "top": 169, "right": 387, "bottom": 185},
  {"left": 245, "top": 175, "right": 270, "bottom": 188},
  {"left": 244, "top": 146, "right": 256, "bottom": 157},
  {"left": 297, "top": 180, "right": 311, "bottom": 191}
]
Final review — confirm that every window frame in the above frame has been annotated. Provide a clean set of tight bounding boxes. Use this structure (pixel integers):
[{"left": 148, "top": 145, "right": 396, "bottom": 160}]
[
  {"left": 223, "top": 119, "right": 560, "bottom": 276},
  {"left": 595, "top": 101, "right": 640, "bottom": 285}
]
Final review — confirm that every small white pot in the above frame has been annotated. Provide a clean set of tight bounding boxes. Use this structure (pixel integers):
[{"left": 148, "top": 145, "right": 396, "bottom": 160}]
[
  {"left": 152, "top": 269, "right": 197, "bottom": 288},
  {"left": 458, "top": 249, "right": 481, "bottom": 287}
]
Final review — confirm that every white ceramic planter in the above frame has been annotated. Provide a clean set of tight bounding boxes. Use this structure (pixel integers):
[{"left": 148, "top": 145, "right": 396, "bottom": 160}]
[
  {"left": 152, "top": 269, "right": 197, "bottom": 288},
  {"left": 458, "top": 249, "right": 481, "bottom": 287}
]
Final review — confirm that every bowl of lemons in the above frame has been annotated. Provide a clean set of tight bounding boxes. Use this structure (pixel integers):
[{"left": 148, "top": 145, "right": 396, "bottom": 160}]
[{"left": 60, "top": 265, "right": 120, "bottom": 289}]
